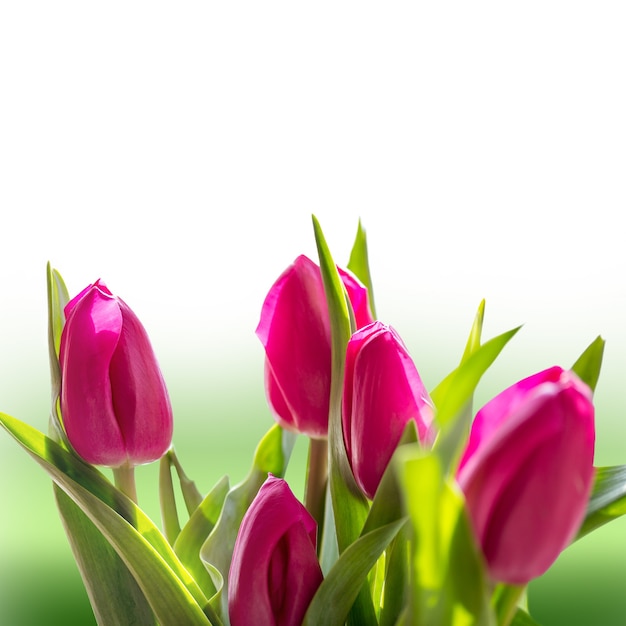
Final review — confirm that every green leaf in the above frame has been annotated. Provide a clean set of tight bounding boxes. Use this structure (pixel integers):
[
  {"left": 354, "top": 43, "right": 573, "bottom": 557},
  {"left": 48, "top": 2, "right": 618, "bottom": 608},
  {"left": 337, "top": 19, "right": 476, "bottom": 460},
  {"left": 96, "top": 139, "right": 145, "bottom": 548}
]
[
  {"left": 312, "top": 215, "right": 370, "bottom": 550},
  {"left": 0, "top": 412, "right": 213, "bottom": 625},
  {"left": 431, "top": 325, "right": 521, "bottom": 429},
  {"left": 160, "top": 453, "right": 183, "bottom": 544},
  {"left": 303, "top": 518, "right": 407, "bottom": 626},
  {"left": 577, "top": 465, "right": 626, "bottom": 539},
  {"left": 571, "top": 335, "right": 605, "bottom": 393},
  {"left": 396, "top": 446, "right": 493, "bottom": 626},
  {"left": 431, "top": 325, "right": 521, "bottom": 472},
  {"left": 54, "top": 487, "right": 158, "bottom": 625},
  {"left": 46, "top": 262, "right": 70, "bottom": 447},
  {"left": 347, "top": 218, "right": 377, "bottom": 318},
  {"left": 491, "top": 584, "right": 528, "bottom": 626},
  {"left": 461, "top": 300, "right": 485, "bottom": 364},
  {"left": 175, "top": 475, "right": 230, "bottom": 602},
  {"left": 159, "top": 448, "right": 206, "bottom": 545},
  {"left": 509, "top": 608, "right": 541, "bottom": 626},
  {"left": 313, "top": 215, "right": 376, "bottom": 626},
  {"left": 200, "top": 424, "right": 296, "bottom": 624}
]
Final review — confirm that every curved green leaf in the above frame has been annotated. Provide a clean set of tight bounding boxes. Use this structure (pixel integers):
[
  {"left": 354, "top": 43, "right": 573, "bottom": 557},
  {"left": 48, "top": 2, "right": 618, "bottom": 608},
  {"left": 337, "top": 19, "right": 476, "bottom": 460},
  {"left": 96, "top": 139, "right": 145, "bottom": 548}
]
[
  {"left": 0, "top": 412, "right": 212, "bottom": 625},
  {"left": 431, "top": 325, "right": 521, "bottom": 472},
  {"left": 175, "top": 475, "right": 230, "bottom": 601},
  {"left": 303, "top": 519, "right": 406, "bottom": 626}
]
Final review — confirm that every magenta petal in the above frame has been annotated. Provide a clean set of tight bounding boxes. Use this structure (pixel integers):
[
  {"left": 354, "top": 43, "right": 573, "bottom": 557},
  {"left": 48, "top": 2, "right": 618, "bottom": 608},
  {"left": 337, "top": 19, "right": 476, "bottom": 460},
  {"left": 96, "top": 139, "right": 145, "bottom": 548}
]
[
  {"left": 60, "top": 281, "right": 173, "bottom": 467},
  {"left": 60, "top": 285, "right": 126, "bottom": 466},
  {"left": 343, "top": 321, "right": 434, "bottom": 499},
  {"left": 108, "top": 299, "right": 173, "bottom": 465},
  {"left": 228, "top": 475, "right": 323, "bottom": 626},
  {"left": 457, "top": 368, "right": 595, "bottom": 584},
  {"left": 256, "top": 256, "right": 333, "bottom": 438}
]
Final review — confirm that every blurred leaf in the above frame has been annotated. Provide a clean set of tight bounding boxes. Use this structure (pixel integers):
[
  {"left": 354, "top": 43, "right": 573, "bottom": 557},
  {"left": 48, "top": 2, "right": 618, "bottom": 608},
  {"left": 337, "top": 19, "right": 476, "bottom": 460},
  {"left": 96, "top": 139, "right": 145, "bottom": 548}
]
[
  {"left": 200, "top": 424, "right": 296, "bottom": 624},
  {"left": 303, "top": 518, "right": 406, "bottom": 626},
  {"left": 571, "top": 335, "right": 605, "bottom": 393},
  {"left": 0, "top": 412, "right": 213, "bottom": 625},
  {"left": 491, "top": 584, "right": 527, "bottom": 626},
  {"left": 379, "top": 525, "right": 410, "bottom": 626},
  {"left": 313, "top": 215, "right": 376, "bottom": 626},
  {"left": 509, "top": 609, "right": 541, "bottom": 626},
  {"left": 347, "top": 218, "right": 377, "bottom": 318},
  {"left": 396, "top": 446, "right": 493, "bottom": 626},
  {"left": 175, "top": 475, "right": 230, "bottom": 602},
  {"left": 577, "top": 465, "right": 626, "bottom": 539}
]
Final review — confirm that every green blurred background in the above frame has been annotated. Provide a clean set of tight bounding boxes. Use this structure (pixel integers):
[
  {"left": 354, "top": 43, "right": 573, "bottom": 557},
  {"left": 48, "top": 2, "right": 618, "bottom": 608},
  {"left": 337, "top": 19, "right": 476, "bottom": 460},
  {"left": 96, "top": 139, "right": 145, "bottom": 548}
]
[{"left": 2, "top": 3, "right": 626, "bottom": 624}]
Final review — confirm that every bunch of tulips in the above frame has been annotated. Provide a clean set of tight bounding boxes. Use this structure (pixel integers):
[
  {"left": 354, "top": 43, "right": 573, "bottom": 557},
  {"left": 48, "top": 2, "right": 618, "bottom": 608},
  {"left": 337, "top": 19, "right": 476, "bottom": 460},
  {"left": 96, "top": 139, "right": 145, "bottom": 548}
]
[{"left": 1, "top": 216, "right": 624, "bottom": 626}]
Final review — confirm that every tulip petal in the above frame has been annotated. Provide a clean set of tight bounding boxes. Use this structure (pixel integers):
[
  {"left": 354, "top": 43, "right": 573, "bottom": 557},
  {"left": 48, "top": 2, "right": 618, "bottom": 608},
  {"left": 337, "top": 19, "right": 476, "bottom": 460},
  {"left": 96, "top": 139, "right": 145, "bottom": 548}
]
[
  {"left": 343, "top": 322, "right": 434, "bottom": 499},
  {"left": 60, "top": 285, "right": 126, "bottom": 466},
  {"left": 109, "top": 299, "right": 173, "bottom": 465},
  {"left": 457, "top": 368, "right": 595, "bottom": 584},
  {"left": 256, "top": 256, "right": 332, "bottom": 438},
  {"left": 229, "top": 475, "right": 322, "bottom": 626}
]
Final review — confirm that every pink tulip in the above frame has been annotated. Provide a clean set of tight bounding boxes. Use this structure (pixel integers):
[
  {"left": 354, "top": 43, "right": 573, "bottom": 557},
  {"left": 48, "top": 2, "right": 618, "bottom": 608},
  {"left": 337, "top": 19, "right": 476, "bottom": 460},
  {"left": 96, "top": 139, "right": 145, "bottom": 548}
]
[
  {"left": 343, "top": 321, "right": 435, "bottom": 499},
  {"left": 456, "top": 366, "right": 595, "bottom": 584},
  {"left": 229, "top": 474, "right": 323, "bottom": 626},
  {"left": 256, "top": 255, "right": 373, "bottom": 438},
  {"left": 59, "top": 280, "right": 173, "bottom": 467}
]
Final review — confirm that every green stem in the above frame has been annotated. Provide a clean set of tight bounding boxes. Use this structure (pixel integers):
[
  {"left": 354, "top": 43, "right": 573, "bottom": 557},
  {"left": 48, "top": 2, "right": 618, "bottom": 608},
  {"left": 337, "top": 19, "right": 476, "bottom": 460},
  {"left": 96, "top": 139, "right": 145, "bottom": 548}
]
[
  {"left": 493, "top": 583, "right": 526, "bottom": 626},
  {"left": 304, "top": 437, "right": 328, "bottom": 536},
  {"left": 113, "top": 462, "right": 138, "bottom": 504}
]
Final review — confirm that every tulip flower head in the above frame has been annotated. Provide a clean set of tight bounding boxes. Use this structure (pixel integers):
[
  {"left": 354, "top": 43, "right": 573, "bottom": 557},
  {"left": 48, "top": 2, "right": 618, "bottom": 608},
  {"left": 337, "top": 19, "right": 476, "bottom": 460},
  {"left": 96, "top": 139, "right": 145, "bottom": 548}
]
[
  {"left": 59, "top": 280, "right": 173, "bottom": 468},
  {"left": 229, "top": 474, "right": 323, "bottom": 626},
  {"left": 343, "top": 321, "right": 435, "bottom": 499},
  {"left": 256, "top": 255, "right": 373, "bottom": 439},
  {"left": 456, "top": 366, "right": 595, "bottom": 585}
]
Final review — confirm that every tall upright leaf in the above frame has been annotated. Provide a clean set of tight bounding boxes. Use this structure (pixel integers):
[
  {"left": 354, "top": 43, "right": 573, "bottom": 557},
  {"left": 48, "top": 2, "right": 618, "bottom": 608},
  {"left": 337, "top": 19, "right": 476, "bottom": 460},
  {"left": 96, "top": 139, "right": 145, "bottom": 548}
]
[{"left": 312, "top": 215, "right": 376, "bottom": 625}]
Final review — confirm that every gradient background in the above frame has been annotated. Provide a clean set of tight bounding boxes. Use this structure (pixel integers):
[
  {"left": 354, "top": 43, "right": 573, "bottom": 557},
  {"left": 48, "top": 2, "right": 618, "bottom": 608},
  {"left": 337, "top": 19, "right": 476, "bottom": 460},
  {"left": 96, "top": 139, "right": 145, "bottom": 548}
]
[{"left": 1, "top": 3, "right": 626, "bottom": 625}]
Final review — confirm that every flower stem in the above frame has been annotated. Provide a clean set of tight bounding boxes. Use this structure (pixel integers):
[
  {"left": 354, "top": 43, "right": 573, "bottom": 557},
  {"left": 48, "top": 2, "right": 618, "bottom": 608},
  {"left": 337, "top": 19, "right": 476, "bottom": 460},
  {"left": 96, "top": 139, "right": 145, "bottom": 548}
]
[
  {"left": 492, "top": 583, "right": 526, "bottom": 626},
  {"left": 304, "top": 437, "right": 328, "bottom": 534},
  {"left": 113, "top": 463, "right": 138, "bottom": 504}
]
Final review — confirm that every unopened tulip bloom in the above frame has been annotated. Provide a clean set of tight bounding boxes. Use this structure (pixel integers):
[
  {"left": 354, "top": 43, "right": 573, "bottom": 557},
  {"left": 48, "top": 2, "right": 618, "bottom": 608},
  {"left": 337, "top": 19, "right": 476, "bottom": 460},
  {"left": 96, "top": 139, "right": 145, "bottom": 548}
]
[
  {"left": 256, "top": 254, "right": 373, "bottom": 439},
  {"left": 343, "top": 321, "right": 435, "bottom": 499},
  {"left": 60, "top": 280, "right": 173, "bottom": 467},
  {"left": 229, "top": 474, "right": 323, "bottom": 626},
  {"left": 456, "top": 366, "right": 595, "bottom": 584}
]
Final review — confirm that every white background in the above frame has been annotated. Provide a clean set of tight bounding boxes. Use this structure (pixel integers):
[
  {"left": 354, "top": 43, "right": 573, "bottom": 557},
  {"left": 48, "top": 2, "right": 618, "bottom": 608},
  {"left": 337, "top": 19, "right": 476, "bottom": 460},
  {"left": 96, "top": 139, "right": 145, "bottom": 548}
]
[{"left": 1, "top": 3, "right": 626, "bottom": 624}]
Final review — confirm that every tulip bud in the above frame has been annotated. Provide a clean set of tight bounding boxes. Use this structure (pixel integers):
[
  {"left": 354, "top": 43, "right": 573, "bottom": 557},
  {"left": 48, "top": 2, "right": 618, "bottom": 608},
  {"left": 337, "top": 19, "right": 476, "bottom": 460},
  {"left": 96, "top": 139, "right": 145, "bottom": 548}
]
[
  {"left": 59, "top": 280, "right": 173, "bottom": 467},
  {"left": 342, "top": 321, "right": 435, "bottom": 499},
  {"left": 256, "top": 254, "right": 373, "bottom": 438},
  {"left": 456, "top": 366, "right": 595, "bottom": 584},
  {"left": 229, "top": 474, "right": 323, "bottom": 626}
]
